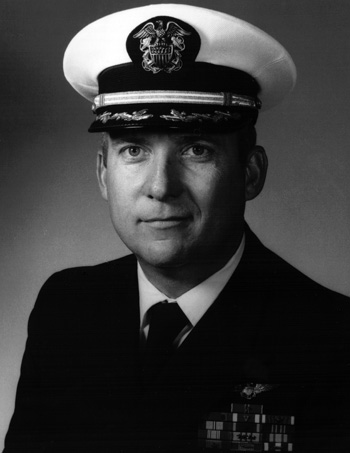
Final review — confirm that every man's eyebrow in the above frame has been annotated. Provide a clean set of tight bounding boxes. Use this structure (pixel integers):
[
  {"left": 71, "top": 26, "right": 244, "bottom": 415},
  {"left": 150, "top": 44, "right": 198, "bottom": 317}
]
[
  {"left": 169, "top": 133, "right": 231, "bottom": 149},
  {"left": 108, "top": 134, "right": 145, "bottom": 145},
  {"left": 108, "top": 132, "right": 225, "bottom": 146},
  {"left": 171, "top": 134, "right": 220, "bottom": 144}
]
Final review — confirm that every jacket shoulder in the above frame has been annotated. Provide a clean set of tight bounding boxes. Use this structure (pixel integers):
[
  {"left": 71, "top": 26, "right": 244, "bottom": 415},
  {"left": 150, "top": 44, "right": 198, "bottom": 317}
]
[
  {"left": 39, "top": 254, "right": 137, "bottom": 294},
  {"left": 244, "top": 225, "right": 349, "bottom": 302},
  {"left": 28, "top": 254, "right": 138, "bottom": 335}
]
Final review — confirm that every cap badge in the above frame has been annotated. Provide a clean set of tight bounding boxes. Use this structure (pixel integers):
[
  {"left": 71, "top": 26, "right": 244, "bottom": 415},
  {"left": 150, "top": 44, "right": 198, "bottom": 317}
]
[{"left": 133, "top": 19, "right": 191, "bottom": 74}]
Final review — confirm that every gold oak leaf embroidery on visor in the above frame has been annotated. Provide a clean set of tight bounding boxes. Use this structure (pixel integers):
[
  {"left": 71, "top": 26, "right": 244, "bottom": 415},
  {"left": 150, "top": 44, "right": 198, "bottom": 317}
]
[
  {"left": 160, "top": 109, "right": 242, "bottom": 122},
  {"left": 96, "top": 110, "right": 153, "bottom": 123},
  {"left": 96, "top": 109, "right": 242, "bottom": 124}
]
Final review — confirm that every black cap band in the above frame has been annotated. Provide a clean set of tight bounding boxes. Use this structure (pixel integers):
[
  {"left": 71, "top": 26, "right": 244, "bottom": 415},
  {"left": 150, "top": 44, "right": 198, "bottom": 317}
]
[
  {"left": 89, "top": 63, "right": 261, "bottom": 132},
  {"left": 98, "top": 62, "right": 260, "bottom": 98}
]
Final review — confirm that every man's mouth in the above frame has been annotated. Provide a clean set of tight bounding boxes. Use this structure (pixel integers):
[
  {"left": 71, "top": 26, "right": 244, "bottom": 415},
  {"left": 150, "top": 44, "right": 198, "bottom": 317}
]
[{"left": 142, "top": 216, "right": 191, "bottom": 228}]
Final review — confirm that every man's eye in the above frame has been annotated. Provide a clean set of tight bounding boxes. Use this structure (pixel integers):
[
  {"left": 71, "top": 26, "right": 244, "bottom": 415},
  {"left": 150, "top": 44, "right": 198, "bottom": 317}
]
[
  {"left": 183, "top": 145, "right": 212, "bottom": 158},
  {"left": 192, "top": 146, "right": 206, "bottom": 156},
  {"left": 119, "top": 145, "right": 148, "bottom": 161},
  {"left": 125, "top": 146, "right": 142, "bottom": 157}
]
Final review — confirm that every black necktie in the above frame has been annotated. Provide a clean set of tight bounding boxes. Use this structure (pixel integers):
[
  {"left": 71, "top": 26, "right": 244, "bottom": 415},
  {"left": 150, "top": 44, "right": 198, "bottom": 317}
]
[{"left": 143, "top": 301, "right": 189, "bottom": 379}]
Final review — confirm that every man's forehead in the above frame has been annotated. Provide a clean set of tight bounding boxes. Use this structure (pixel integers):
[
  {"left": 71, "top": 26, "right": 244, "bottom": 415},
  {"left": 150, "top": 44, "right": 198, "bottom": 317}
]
[{"left": 107, "top": 129, "right": 238, "bottom": 145}]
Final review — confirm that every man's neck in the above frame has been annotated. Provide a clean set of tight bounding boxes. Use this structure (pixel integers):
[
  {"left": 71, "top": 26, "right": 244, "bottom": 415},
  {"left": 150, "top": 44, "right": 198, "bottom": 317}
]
[{"left": 137, "top": 237, "right": 243, "bottom": 299}]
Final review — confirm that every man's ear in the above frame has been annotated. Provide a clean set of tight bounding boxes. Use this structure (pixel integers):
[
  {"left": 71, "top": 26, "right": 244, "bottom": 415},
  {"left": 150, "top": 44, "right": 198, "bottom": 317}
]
[
  {"left": 244, "top": 146, "right": 268, "bottom": 201},
  {"left": 96, "top": 151, "right": 108, "bottom": 201}
]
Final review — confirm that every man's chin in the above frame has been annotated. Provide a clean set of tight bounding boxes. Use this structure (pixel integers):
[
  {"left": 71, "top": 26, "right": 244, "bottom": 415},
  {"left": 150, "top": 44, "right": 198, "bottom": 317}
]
[
  {"left": 138, "top": 253, "right": 187, "bottom": 270},
  {"left": 134, "top": 241, "right": 191, "bottom": 270}
]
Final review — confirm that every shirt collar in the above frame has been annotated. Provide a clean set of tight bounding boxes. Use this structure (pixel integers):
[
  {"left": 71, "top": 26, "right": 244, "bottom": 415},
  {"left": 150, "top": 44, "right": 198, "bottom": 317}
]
[{"left": 138, "top": 234, "right": 245, "bottom": 329}]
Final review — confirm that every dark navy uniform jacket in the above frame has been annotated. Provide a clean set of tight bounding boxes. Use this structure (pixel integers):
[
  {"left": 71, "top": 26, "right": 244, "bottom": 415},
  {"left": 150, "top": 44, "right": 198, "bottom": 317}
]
[{"left": 4, "top": 226, "right": 350, "bottom": 453}]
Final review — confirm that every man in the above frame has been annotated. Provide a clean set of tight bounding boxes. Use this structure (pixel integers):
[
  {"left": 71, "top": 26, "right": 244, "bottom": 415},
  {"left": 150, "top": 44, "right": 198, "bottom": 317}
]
[{"left": 4, "top": 4, "right": 349, "bottom": 453}]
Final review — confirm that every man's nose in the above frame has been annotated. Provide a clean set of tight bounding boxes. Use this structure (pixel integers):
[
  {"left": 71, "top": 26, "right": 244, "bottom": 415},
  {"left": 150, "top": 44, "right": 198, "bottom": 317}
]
[{"left": 145, "top": 153, "right": 183, "bottom": 201}]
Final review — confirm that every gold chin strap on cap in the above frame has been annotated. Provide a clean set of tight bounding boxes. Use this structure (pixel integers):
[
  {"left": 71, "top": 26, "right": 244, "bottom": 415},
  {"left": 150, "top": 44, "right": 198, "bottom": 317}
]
[{"left": 92, "top": 90, "right": 261, "bottom": 112}]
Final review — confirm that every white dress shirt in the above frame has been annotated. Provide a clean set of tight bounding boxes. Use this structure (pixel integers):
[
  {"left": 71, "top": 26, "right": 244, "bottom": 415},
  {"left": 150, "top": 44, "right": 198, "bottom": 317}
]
[{"left": 138, "top": 235, "right": 245, "bottom": 346}]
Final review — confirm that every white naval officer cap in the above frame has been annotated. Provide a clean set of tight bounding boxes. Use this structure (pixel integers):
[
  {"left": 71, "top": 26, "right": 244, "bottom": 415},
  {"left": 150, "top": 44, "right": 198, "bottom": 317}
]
[{"left": 63, "top": 3, "right": 296, "bottom": 132}]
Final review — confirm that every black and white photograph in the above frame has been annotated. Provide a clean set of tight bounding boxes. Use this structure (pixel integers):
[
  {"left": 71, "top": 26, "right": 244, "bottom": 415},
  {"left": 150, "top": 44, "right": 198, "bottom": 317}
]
[{"left": 1, "top": 1, "right": 349, "bottom": 451}]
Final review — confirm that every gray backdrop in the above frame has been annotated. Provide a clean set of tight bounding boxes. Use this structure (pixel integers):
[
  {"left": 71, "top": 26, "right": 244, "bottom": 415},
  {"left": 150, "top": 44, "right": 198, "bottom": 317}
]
[{"left": 1, "top": 0, "right": 350, "bottom": 449}]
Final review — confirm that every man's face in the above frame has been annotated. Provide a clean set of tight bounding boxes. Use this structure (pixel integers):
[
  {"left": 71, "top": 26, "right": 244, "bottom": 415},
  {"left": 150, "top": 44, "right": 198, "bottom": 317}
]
[{"left": 97, "top": 130, "right": 247, "bottom": 269}]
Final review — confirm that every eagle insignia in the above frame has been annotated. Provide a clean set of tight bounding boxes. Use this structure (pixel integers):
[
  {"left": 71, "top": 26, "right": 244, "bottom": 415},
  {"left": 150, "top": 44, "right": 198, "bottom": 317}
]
[
  {"left": 235, "top": 383, "right": 277, "bottom": 400},
  {"left": 133, "top": 20, "right": 191, "bottom": 74}
]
